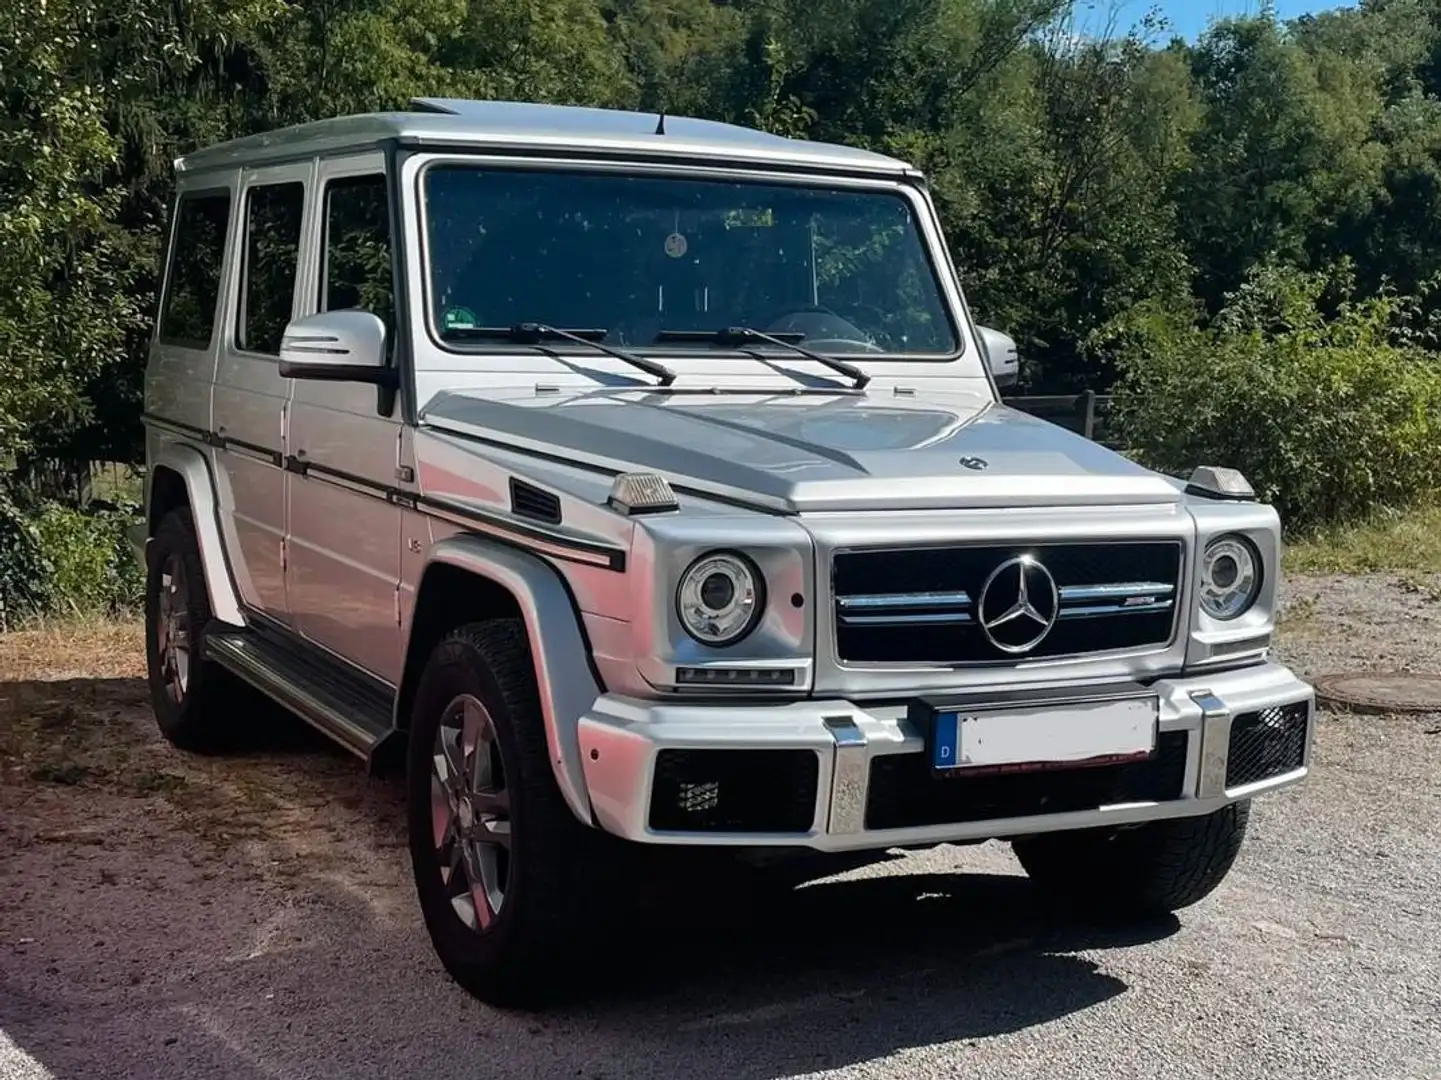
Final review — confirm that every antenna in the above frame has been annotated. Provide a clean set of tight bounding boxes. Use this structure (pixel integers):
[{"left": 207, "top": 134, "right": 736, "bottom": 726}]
[{"left": 655, "top": 110, "right": 666, "bottom": 136}]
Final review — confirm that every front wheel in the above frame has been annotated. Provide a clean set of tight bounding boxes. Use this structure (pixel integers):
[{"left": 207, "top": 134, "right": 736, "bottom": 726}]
[
  {"left": 144, "top": 507, "right": 244, "bottom": 751},
  {"left": 1012, "top": 801, "right": 1251, "bottom": 917},
  {"left": 406, "top": 620, "right": 614, "bottom": 1008}
]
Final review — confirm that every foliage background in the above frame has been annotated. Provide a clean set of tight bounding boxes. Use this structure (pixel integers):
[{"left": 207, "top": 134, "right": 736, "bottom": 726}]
[{"left": 3, "top": 0, "right": 1441, "bottom": 614}]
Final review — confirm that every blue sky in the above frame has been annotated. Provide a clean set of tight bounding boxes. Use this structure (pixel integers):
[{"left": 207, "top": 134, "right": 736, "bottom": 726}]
[{"left": 1118, "top": 1, "right": 1338, "bottom": 40}]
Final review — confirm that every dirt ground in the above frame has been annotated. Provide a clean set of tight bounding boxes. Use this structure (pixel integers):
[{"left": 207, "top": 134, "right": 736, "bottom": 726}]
[{"left": 1, "top": 573, "right": 1439, "bottom": 1080}]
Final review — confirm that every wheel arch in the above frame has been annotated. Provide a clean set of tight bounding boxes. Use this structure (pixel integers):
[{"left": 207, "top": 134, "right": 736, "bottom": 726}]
[
  {"left": 397, "top": 534, "right": 603, "bottom": 827},
  {"left": 145, "top": 444, "right": 245, "bottom": 627}
]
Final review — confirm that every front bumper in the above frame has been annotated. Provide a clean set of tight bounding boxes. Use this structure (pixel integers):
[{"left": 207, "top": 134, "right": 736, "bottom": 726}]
[{"left": 576, "top": 662, "right": 1314, "bottom": 853}]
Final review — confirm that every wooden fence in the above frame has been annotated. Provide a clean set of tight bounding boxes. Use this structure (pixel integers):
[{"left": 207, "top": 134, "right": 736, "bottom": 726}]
[{"left": 1004, "top": 390, "right": 1116, "bottom": 444}]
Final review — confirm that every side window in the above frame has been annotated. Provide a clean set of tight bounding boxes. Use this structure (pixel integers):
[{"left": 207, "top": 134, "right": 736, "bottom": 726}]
[
  {"left": 321, "top": 174, "right": 395, "bottom": 342},
  {"left": 158, "top": 191, "right": 232, "bottom": 348},
  {"left": 237, "top": 181, "right": 305, "bottom": 355}
]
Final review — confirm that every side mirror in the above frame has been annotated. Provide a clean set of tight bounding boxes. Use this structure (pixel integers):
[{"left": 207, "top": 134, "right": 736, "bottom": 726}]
[
  {"left": 279, "top": 310, "right": 398, "bottom": 387},
  {"left": 976, "top": 325, "right": 1019, "bottom": 391}
]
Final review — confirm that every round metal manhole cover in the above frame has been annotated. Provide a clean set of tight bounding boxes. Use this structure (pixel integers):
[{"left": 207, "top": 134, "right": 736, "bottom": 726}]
[{"left": 1313, "top": 673, "right": 1441, "bottom": 716}]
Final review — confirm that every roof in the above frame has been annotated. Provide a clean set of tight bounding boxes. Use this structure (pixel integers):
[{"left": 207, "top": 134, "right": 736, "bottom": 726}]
[{"left": 175, "top": 98, "right": 916, "bottom": 178}]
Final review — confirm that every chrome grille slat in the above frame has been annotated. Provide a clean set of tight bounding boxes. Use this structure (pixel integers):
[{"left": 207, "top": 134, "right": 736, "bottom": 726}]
[
  {"left": 1058, "top": 599, "right": 1175, "bottom": 620},
  {"left": 836, "top": 591, "right": 971, "bottom": 610},
  {"left": 839, "top": 611, "right": 974, "bottom": 627},
  {"left": 1058, "top": 582, "right": 1174, "bottom": 601}
]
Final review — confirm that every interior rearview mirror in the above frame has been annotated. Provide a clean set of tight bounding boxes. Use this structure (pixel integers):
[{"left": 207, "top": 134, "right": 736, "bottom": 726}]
[
  {"left": 976, "top": 325, "right": 1019, "bottom": 391},
  {"left": 279, "top": 310, "right": 398, "bottom": 387}
]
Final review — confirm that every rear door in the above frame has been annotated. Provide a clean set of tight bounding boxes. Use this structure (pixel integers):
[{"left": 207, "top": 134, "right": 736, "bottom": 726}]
[{"left": 212, "top": 162, "right": 313, "bottom": 622}]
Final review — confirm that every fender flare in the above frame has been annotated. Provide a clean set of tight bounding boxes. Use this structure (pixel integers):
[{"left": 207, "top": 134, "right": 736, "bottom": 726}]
[
  {"left": 406, "top": 534, "right": 604, "bottom": 827},
  {"left": 146, "top": 443, "right": 246, "bottom": 627}
]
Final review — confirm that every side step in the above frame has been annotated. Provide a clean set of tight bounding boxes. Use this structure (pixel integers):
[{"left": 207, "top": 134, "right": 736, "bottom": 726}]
[{"left": 203, "top": 627, "right": 398, "bottom": 767}]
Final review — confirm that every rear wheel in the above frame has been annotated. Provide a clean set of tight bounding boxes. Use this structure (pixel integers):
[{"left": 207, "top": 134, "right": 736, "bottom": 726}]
[
  {"left": 406, "top": 620, "right": 615, "bottom": 1008},
  {"left": 144, "top": 507, "right": 243, "bottom": 751},
  {"left": 1012, "top": 801, "right": 1251, "bottom": 917}
]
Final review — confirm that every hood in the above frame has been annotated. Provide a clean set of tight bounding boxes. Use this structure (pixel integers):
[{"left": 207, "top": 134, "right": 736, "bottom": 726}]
[{"left": 420, "top": 387, "right": 1181, "bottom": 513}]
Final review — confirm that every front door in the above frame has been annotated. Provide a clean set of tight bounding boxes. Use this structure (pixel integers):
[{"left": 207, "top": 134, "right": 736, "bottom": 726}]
[{"left": 284, "top": 154, "right": 405, "bottom": 682}]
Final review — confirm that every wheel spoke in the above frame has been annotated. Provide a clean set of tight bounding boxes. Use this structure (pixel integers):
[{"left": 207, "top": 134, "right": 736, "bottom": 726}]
[
  {"left": 436, "top": 728, "right": 466, "bottom": 797},
  {"left": 450, "top": 893, "right": 478, "bottom": 929},
  {"left": 470, "top": 880, "right": 495, "bottom": 930},
  {"left": 440, "top": 832, "right": 465, "bottom": 889},
  {"left": 430, "top": 772, "right": 454, "bottom": 851},
  {"left": 479, "top": 817, "right": 511, "bottom": 850},
  {"left": 470, "top": 787, "right": 509, "bottom": 816},
  {"left": 460, "top": 699, "right": 491, "bottom": 791}
]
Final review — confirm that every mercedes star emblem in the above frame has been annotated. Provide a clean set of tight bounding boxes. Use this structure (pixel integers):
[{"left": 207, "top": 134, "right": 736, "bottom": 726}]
[{"left": 977, "top": 555, "right": 1060, "bottom": 654}]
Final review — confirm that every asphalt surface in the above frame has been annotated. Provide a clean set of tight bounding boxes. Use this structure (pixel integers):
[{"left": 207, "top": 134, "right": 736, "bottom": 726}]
[{"left": 2, "top": 574, "right": 1440, "bottom": 1080}]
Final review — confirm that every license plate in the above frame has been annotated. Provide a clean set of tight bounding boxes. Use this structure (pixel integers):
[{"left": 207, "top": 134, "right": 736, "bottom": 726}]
[{"left": 929, "top": 696, "right": 1158, "bottom": 774}]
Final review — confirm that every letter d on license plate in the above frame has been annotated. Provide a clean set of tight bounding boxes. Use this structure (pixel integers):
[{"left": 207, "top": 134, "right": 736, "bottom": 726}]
[{"left": 931, "top": 697, "right": 1157, "bottom": 773}]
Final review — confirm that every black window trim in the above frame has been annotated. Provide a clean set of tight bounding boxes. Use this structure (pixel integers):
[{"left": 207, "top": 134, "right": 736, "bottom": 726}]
[
  {"left": 410, "top": 155, "right": 967, "bottom": 366},
  {"left": 315, "top": 158, "right": 405, "bottom": 420},
  {"left": 155, "top": 184, "right": 234, "bottom": 352},
  {"left": 317, "top": 171, "right": 394, "bottom": 322},
  {"left": 233, "top": 177, "right": 308, "bottom": 361}
]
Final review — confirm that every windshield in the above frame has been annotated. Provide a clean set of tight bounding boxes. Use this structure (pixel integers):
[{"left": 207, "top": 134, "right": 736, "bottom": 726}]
[{"left": 421, "top": 165, "right": 959, "bottom": 357}]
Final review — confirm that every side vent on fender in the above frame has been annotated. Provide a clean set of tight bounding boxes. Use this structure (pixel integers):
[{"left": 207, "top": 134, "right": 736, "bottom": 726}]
[{"left": 509, "top": 478, "right": 562, "bottom": 525}]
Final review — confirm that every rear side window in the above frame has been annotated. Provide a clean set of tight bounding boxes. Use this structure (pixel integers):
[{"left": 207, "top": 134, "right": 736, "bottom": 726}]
[
  {"left": 321, "top": 174, "right": 394, "bottom": 339},
  {"left": 158, "top": 191, "right": 232, "bottom": 348},
  {"left": 237, "top": 182, "right": 306, "bottom": 355}
]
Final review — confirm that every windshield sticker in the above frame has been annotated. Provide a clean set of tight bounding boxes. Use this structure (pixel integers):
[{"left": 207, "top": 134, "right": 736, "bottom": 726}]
[
  {"left": 664, "top": 232, "right": 688, "bottom": 259},
  {"left": 442, "top": 306, "right": 477, "bottom": 331}
]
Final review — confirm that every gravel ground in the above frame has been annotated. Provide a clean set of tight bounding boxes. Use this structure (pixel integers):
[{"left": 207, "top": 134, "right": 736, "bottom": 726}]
[{"left": 2, "top": 571, "right": 1440, "bottom": 1080}]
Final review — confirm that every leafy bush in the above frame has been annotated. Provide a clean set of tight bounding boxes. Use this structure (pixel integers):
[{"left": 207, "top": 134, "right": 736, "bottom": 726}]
[
  {"left": 0, "top": 486, "right": 55, "bottom": 625},
  {"left": 0, "top": 480, "right": 143, "bottom": 625},
  {"left": 31, "top": 501, "right": 145, "bottom": 617},
  {"left": 1101, "top": 264, "right": 1441, "bottom": 530}
]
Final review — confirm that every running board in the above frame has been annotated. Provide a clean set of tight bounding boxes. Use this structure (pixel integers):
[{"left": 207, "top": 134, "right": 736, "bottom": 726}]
[{"left": 203, "top": 628, "right": 397, "bottom": 766}]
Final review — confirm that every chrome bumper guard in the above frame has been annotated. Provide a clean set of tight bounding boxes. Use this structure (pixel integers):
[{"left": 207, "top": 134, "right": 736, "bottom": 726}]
[{"left": 575, "top": 662, "right": 1314, "bottom": 853}]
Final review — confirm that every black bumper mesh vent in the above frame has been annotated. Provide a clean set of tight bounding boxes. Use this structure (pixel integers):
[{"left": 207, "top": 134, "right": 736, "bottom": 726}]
[
  {"left": 649, "top": 749, "right": 819, "bottom": 833},
  {"left": 1226, "top": 701, "right": 1309, "bottom": 788}
]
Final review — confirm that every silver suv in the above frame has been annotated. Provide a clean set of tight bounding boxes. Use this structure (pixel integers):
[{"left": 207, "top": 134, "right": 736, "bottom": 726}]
[{"left": 131, "top": 98, "right": 1314, "bottom": 1006}]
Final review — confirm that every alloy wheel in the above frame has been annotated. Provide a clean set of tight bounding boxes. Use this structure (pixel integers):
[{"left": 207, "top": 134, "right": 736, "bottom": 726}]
[
  {"left": 430, "top": 693, "right": 512, "bottom": 931},
  {"left": 155, "top": 554, "right": 192, "bottom": 705}
]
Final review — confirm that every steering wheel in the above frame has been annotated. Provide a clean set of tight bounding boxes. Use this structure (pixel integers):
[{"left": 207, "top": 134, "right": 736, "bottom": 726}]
[{"left": 763, "top": 304, "right": 883, "bottom": 353}]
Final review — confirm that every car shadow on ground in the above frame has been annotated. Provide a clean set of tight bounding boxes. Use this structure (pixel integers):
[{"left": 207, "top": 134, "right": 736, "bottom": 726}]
[{"left": 1, "top": 677, "right": 1178, "bottom": 1080}]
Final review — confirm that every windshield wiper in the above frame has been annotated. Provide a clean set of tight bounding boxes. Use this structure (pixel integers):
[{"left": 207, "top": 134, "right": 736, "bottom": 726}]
[
  {"left": 451, "top": 322, "right": 676, "bottom": 386},
  {"left": 655, "top": 326, "right": 870, "bottom": 390}
]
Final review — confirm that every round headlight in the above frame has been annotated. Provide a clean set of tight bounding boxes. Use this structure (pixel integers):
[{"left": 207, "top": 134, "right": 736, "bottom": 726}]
[
  {"left": 676, "top": 552, "right": 764, "bottom": 646},
  {"left": 1200, "top": 535, "right": 1261, "bottom": 620}
]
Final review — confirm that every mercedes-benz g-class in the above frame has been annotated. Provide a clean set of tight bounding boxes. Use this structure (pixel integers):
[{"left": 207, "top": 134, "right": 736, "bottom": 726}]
[{"left": 131, "top": 98, "right": 1314, "bottom": 1006}]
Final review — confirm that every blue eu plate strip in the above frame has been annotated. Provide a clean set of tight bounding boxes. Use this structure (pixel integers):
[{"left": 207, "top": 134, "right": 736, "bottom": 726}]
[{"left": 933, "top": 711, "right": 959, "bottom": 769}]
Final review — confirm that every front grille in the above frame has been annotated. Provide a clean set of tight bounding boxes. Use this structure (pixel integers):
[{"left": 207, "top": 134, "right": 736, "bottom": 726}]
[
  {"left": 833, "top": 541, "right": 1182, "bottom": 664},
  {"left": 864, "top": 731, "right": 1189, "bottom": 830},
  {"left": 1226, "top": 701, "right": 1309, "bottom": 788},
  {"left": 648, "top": 749, "right": 819, "bottom": 833}
]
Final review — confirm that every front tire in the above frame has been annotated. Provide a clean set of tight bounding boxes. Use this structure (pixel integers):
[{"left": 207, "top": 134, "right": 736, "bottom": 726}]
[
  {"left": 144, "top": 507, "right": 243, "bottom": 751},
  {"left": 406, "top": 620, "right": 610, "bottom": 1008},
  {"left": 1012, "top": 801, "right": 1251, "bottom": 917}
]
